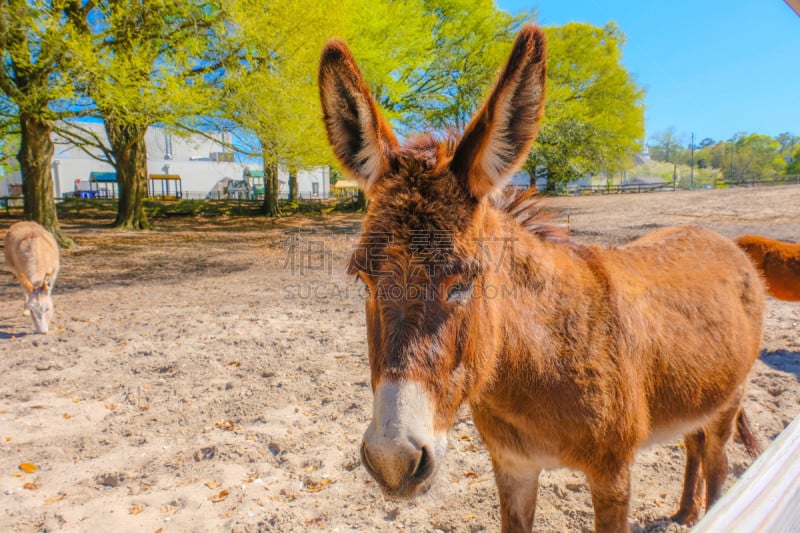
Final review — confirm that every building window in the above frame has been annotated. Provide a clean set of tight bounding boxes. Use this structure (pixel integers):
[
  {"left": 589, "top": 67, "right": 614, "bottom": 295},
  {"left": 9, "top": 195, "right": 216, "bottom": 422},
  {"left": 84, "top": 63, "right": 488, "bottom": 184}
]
[{"left": 312, "top": 182, "right": 319, "bottom": 195}]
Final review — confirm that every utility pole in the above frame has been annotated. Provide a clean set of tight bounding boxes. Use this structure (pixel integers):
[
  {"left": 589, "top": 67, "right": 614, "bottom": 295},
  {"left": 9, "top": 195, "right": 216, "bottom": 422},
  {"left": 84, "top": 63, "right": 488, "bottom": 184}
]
[
  {"left": 729, "top": 139, "right": 734, "bottom": 180},
  {"left": 689, "top": 132, "right": 695, "bottom": 189}
]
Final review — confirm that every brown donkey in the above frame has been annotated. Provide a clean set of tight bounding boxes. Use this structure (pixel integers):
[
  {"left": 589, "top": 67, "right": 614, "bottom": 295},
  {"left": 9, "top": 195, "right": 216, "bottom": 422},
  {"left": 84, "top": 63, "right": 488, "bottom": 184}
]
[
  {"left": 735, "top": 234, "right": 800, "bottom": 301},
  {"left": 319, "top": 26, "right": 765, "bottom": 532}
]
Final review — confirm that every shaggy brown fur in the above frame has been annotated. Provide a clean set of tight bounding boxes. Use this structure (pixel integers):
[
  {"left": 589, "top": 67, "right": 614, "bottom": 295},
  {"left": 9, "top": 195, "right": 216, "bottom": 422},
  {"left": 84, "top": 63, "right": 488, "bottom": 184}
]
[
  {"left": 4, "top": 221, "right": 60, "bottom": 334},
  {"left": 319, "top": 25, "right": 765, "bottom": 533},
  {"left": 735, "top": 234, "right": 800, "bottom": 301}
]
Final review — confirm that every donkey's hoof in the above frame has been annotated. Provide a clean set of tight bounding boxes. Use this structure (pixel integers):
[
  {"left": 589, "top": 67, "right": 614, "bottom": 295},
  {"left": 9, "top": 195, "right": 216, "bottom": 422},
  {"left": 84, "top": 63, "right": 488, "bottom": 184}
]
[{"left": 670, "top": 508, "right": 699, "bottom": 526}]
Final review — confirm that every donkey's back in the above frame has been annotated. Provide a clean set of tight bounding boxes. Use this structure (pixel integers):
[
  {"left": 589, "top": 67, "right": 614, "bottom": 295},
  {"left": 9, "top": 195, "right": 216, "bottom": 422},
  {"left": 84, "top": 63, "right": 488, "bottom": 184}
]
[
  {"left": 4, "top": 221, "right": 60, "bottom": 283},
  {"left": 605, "top": 225, "right": 764, "bottom": 434},
  {"left": 543, "top": 224, "right": 765, "bottom": 527},
  {"left": 735, "top": 234, "right": 800, "bottom": 301}
]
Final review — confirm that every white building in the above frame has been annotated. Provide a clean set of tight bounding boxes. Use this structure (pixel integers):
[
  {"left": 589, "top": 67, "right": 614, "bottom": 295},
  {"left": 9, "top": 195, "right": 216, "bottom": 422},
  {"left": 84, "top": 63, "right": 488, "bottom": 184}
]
[{"left": 1, "top": 122, "right": 331, "bottom": 200}]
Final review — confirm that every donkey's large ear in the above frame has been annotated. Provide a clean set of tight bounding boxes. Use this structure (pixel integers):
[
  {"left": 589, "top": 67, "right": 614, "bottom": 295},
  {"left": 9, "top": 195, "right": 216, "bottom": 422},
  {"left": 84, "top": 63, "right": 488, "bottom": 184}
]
[
  {"left": 451, "top": 25, "right": 547, "bottom": 200},
  {"left": 18, "top": 272, "right": 34, "bottom": 293},
  {"left": 319, "top": 39, "right": 398, "bottom": 194}
]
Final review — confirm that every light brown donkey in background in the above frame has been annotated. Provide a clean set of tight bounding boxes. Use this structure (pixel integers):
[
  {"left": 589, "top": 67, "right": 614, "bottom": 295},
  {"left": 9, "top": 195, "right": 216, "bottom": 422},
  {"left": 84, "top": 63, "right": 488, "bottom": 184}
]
[
  {"left": 319, "top": 25, "right": 765, "bottom": 532},
  {"left": 735, "top": 234, "right": 800, "bottom": 301},
  {"left": 4, "top": 221, "right": 60, "bottom": 334}
]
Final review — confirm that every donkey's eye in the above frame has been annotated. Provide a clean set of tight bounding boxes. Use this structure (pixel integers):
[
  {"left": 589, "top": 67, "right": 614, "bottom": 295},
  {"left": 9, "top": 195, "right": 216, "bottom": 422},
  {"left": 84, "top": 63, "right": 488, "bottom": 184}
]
[{"left": 447, "top": 281, "right": 473, "bottom": 303}]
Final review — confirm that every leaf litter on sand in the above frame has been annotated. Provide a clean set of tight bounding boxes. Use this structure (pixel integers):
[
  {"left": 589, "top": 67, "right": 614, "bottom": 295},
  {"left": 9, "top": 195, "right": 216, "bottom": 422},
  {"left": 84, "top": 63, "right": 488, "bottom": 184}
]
[{"left": 19, "top": 463, "right": 37, "bottom": 473}]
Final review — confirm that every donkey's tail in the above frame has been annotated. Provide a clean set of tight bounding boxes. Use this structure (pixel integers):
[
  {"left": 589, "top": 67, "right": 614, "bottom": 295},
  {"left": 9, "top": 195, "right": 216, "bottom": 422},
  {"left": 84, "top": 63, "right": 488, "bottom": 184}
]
[{"left": 735, "top": 409, "right": 761, "bottom": 458}]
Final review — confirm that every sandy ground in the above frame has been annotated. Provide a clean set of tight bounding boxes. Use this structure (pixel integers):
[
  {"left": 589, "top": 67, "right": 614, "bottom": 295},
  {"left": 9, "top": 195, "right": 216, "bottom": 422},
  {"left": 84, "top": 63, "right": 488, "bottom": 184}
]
[{"left": 1, "top": 186, "right": 799, "bottom": 533}]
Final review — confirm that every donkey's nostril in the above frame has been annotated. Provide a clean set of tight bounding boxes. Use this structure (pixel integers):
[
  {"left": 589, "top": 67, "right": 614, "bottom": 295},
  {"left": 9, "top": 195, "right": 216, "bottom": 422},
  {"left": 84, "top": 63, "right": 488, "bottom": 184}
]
[{"left": 411, "top": 445, "right": 434, "bottom": 482}]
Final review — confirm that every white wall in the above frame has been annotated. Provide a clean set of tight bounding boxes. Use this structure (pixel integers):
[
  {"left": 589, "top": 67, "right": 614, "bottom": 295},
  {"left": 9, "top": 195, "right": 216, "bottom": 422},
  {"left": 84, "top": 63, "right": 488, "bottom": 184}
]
[
  {"left": 279, "top": 166, "right": 330, "bottom": 199},
  {"left": 49, "top": 122, "right": 330, "bottom": 199}
]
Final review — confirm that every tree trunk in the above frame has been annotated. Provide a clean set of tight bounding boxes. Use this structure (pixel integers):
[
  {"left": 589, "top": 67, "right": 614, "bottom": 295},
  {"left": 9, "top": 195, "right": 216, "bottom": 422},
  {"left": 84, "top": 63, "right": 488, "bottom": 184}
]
[
  {"left": 261, "top": 158, "right": 279, "bottom": 216},
  {"left": 288, "top": 165, "right": 297, "bottom": 202},
  {"left": 355, "top": 189, "right": 366, "bottom": 211},
  {"left": 106, "top": 118, "right": 150, "bottom": 229},
  {"left": 18, "top": 113, "right": 74, "bottom": 248},
  {"left": 526, "top": 168, "right": 538, "bottom": 191}
]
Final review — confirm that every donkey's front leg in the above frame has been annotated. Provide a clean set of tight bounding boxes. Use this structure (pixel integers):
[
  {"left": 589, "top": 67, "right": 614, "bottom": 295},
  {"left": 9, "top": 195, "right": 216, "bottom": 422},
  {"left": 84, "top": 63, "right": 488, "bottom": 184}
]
[
  {"left": 588, "top": 462, "right": 631, "bottom": 533},
  {"left": 22, "top": 288, "right": 30, "bottom": 316},
  {"left": 491, "top": 456, "right": 541, "bottom": 533}
]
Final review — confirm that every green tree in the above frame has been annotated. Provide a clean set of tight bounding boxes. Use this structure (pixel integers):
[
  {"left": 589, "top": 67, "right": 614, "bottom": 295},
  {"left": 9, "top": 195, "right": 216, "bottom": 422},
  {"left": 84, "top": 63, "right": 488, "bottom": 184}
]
[
  {"left": 787, "top": 146, "right": 800, "bottom": 174},
  {"left": 0, "top": 1, "right": 89, "bottom": 247},
  {"left": 220, "top": 0, "right": 344, "bottom": 215},
  {"left": 525, "top": 23, "right": 644, "bottom": 190},
  {"left": 776, "top": 132, "right": 798, "bottom": 155},
  {"left": 730, "top": 133, "right": 785, "bottom": 182},
  {"left": 66, "top": 0, "right": 230, "bottom": 229},
  {"left": 649, "top": 127, "right": 686, "bottom": 164},
  {"left": 221, "top": 0, "right": 436, "bottom": 215},
  {"left": 399, "top": 0, "right": 523, "bottom": 131},
  {"left": 776, "top": 132, "right": 799, "bottom": 173},
  {"left": 0, "top": 132, "right": 19, "bottom": 179}
]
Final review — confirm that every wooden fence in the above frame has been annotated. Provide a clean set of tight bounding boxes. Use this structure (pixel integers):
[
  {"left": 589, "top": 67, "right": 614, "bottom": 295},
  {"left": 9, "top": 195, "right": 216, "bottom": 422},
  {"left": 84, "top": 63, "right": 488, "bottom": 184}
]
[
  {"left": 714, "top": 174, "right": 800, "bottom": 188},
  {"left": 565, "top": 182, "right": 673, "bottom": 195},
  {"left": 692, "top": 414, "right": 800, "bottom": 532}
]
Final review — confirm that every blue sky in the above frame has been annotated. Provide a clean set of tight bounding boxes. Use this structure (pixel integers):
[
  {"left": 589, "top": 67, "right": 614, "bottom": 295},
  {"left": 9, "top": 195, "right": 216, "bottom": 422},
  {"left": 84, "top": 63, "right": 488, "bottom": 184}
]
[{"left": 496, "top": 0, "right": 800, "bottom": 145}]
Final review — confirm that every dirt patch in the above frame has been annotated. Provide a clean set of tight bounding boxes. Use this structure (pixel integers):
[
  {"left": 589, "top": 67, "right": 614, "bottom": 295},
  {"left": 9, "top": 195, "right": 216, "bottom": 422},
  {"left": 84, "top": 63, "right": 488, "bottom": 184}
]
[{"left": 1, "top": 186, "right": 799, "bottom": 532}]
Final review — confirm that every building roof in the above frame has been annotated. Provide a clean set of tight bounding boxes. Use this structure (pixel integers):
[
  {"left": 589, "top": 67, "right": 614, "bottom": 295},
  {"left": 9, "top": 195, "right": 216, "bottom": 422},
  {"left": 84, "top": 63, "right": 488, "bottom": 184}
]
[
  {"left": 333, "top": 179, "right": 359, "bottom": 189},
  {"left": 90, "top": 171, "right": 117, "bottom": 182}
]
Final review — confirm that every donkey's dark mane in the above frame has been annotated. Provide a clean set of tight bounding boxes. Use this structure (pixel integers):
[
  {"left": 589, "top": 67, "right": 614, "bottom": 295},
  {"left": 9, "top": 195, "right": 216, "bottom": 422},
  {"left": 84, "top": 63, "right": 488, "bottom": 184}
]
[
  {"left": 402, "top": 133, "right": 568, "bottom": 242},
  {"left": 491, "top": 187, "right": 569, "bottom": 241}
]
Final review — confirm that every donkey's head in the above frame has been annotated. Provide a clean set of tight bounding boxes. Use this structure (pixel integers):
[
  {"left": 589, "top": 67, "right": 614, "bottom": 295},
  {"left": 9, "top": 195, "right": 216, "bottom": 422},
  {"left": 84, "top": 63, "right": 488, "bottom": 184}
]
[
  {"left": 21, "top": 274, "right": 54, "bottom": 334},
  {"left": 319, "top": 26, "right": 547, "bottom": 498}
]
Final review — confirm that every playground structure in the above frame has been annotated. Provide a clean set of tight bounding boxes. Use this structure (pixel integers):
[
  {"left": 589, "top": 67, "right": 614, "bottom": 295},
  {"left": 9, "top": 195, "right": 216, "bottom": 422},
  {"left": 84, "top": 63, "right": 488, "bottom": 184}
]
[
  {"left": 88, "top": 171, "right": 118, "bottom": 198},
  {"left": 148, "top": 173, "right": 183, "bottom": 200}
]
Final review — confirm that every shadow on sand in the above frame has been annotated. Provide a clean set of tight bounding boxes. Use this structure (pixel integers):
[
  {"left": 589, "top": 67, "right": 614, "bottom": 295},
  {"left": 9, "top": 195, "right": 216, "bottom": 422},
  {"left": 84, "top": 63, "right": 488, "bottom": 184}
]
[
  {"left": 760, "top": 349, "right": 800, "bottom": 381},
  {"left": 0, "top": 324, "right": 29, "bottom": 339}
]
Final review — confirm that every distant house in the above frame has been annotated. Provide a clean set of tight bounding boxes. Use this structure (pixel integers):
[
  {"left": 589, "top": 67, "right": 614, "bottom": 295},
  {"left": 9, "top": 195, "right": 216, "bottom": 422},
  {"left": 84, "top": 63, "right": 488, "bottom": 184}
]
[{"left": 47, "top": 122, "right": 330, "bottom": 199}]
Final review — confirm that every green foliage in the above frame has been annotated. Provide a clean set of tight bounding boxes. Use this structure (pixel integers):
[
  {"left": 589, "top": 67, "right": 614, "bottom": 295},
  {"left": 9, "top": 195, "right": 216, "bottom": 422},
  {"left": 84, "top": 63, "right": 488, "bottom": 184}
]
[
  {"left": 0, "top": 133, "right": 19, "bottom": 177},
  {"left": 338, "top": 0, "right": 435, "bottom": 130},
  {"left": 220, "top": 0, "right": 341, "bottom": 167},
  {"left": 788, "top": 147, "right": 800, "bottom": 174},
  {"left": 220, "top": 0, "right": 515, "bottom": 214},
  {"left": 628, "top": 160, "right": 722, "bottom": 189},
  {"left": 730, "top": 133, "right": 785, "bottom": 181},
  {"left": 221, "top": 0, "right": 522, "bottom": 166},
  {"left": 68, "top": 1, "right": 228, "bottom": 135},
  {"left": 649, "top": 127, "right": 687, "bottom": 164},
  {"left": 0, "top": 1, "right": 87, "bottom": 246},
  {"left": 0, "top": 1, "right": 83, "bottom": 117},
  {"left": 526, "top": 23, "right": 645, "bottom": 188},
  {"left": 400, "top": 0, "right": 523, "bottom": 131},
  {"left": 776, "top": 132, "right": 799, "bottom": 155},
  {"left": 62, "top": 0, "right": 232, "bottom": 229},
  {"left": 697, "top": 133, "right": 785, "bottom": 183}
]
